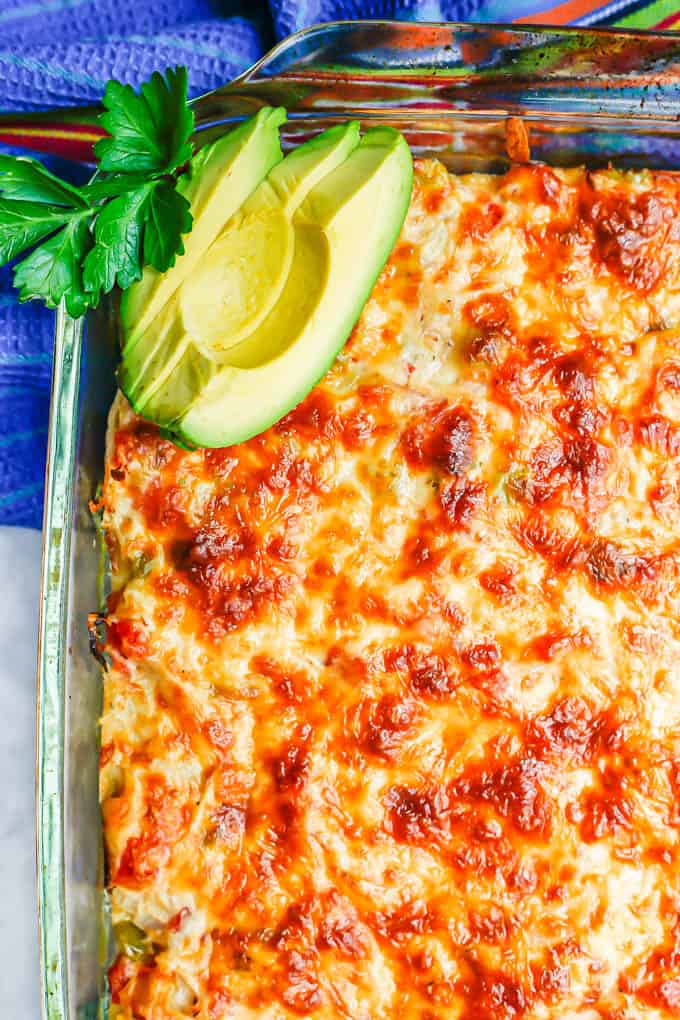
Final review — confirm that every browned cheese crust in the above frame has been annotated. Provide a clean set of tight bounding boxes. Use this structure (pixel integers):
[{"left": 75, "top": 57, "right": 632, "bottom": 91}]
[{"left": 101, "top": 160, "right": 680, "bottom": 1020}]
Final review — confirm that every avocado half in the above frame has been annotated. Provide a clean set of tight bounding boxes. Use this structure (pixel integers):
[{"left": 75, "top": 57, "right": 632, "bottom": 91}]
[{"left": 119, "top": 114, "right": 413, "bottom": 447}]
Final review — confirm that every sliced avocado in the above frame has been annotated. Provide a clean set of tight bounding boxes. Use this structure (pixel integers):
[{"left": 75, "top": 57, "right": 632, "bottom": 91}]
[
  {"left": 119, "top": 106, "right": 286, "bottom": 351},
  {"left": 180, "top": 121, "right": 361, "bottom": 357},
  {"left": 176, "top": 127, "right": 413, "bottom": 447},
  {"left": 121, "top": 122, "right": 362, "bottom": 421}
]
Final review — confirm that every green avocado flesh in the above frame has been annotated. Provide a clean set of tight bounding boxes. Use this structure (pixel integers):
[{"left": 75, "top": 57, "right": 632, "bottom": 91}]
[
  {"left": 119, "top": 117, "right": 413, "bottom": 447},
  {"left": 119, "top": 106, "right": 286, "bottom": 350},
  {"left": 120, "top": 120, "right": 360, "bottom": 417}
]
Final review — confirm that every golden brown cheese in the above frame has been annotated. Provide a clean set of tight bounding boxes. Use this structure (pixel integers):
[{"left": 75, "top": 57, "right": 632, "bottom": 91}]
[{"left": 101, "top": 159, "right": 680, "bottom": 1020}]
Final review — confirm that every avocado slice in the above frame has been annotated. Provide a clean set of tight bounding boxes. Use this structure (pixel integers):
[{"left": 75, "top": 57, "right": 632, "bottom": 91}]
[
  {"left": 176, "top": 126, "right": 413, "bottom": 447},
  {"left": 119, "top": 106, "right": 287, "bottom": 352},
  {"left": 179, "top": 121, "right": 361, "bottom": 357},
  {"left": 121, "top": 122, "right": 362, "bottom": 420}
]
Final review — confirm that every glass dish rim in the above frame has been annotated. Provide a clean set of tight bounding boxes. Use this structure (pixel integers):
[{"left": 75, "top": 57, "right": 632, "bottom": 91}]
[
  {"left": 35, "top": 16, "right": 680, "bottom": 1020},
  {"left": 240, "top": 15, "right": 680, "bottom": 84}
]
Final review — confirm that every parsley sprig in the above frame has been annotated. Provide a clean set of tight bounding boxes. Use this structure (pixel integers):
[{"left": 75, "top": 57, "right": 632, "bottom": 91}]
[{"left": 0, "top": 66, "right": 194, "bottom": 317}]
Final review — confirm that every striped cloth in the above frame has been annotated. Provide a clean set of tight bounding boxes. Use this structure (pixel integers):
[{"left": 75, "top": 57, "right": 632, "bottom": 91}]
[{"left": 0, "top": 0, "right": 676, "bottom": 528}]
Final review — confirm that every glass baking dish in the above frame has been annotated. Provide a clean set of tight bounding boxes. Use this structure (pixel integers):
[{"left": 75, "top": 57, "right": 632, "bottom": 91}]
[{"left": 35, "top": 19, "right": 680, "bottom": 1020}]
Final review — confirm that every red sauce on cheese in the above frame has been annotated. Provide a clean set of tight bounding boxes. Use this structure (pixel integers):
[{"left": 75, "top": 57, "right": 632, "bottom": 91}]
[
  {"left": 115, "top": 776, "right": 190, "bottom": 888},
  {"left": 385, "top": 784, "right": 449, "bottom": 844},
  {"left": 479, "top": 564, "right": 517, "bottom": 602},
  {"left": 460, "top": 201, "right": 503, "bottom": 241},
  {"left": 354, "top": 693, "right": 419, "bottom": 760},
  {"left": 402, "top": 403, "right": 474, "bottom": 476},
  {"left": 581, "top": 183, "right": 680, "bottom": 294},
  {"left": 451, "top": 757, "right": 552, "bottom": 837}
]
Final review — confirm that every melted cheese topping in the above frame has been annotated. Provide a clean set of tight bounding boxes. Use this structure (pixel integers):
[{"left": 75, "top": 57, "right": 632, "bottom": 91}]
[{"left": 101, "top": 160, "right": 680, "bottom": 1020}]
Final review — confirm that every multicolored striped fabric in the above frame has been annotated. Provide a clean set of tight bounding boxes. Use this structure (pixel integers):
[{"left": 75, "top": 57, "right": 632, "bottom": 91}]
[{"left": 0, "top": 0, "right": 677, "bottom": 527}]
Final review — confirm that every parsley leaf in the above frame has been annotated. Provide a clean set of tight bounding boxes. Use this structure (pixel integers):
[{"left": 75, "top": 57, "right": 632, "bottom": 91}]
[
  {"left": 0, "top": 198, "right": 74, "bottom": 264},
  {"left": 83, "top": 177, "right": 193, "bottom": 298},
  {"left": 0, "top": 155, "right": 87, "bottom": 208},
  {"left": 0, "top": 66, "right": 196, "bottom": 317},
  {"left": 80, "top": 173, "right": 154, "bottom": 203},
  {"left": 14, "top": 218, "right": 94, "bottom": 317},
  {"left": 142, "top": 180, "right": 192, "bottom": 273},
  {"left": 95, "top": 66, "right": 194, "bottom": 175},
  {"left": 82, "top": 184, "right": 152, "bottom": 299}
]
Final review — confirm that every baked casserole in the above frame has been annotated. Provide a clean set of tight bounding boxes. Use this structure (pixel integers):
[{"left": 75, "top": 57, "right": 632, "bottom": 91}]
[{"left": 101, "top": 158, "right": 680, "bottom": 1019}]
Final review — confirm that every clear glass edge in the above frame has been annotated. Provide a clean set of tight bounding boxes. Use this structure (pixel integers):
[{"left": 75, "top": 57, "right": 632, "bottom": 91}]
[
  {"left": 37, "top": 304, "right": 83, "bottom": 1020},
  {"left": 231, "top": 18, "right": 680, "bottom": 120},
  {"left": 238, "top": 16, "right": 680, "bottom": 80},
  {"left": 35, "top": 16, "right": 680, "bottom": 1020}
]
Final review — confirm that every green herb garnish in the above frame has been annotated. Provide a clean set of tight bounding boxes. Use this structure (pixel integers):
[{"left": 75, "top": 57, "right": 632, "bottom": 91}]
[{"left": 0, "top": 66, "right": 194, "bottom": 317}]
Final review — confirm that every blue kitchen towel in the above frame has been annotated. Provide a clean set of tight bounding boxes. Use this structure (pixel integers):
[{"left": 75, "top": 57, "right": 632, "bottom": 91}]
[{"left": 0, "top": 0, "right": 671, "bottom": 527}]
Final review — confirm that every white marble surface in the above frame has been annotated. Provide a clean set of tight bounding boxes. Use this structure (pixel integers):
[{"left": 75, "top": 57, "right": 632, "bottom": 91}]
[{"left": 0, "top": 526, "right": 42, "bottom": 1016}]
